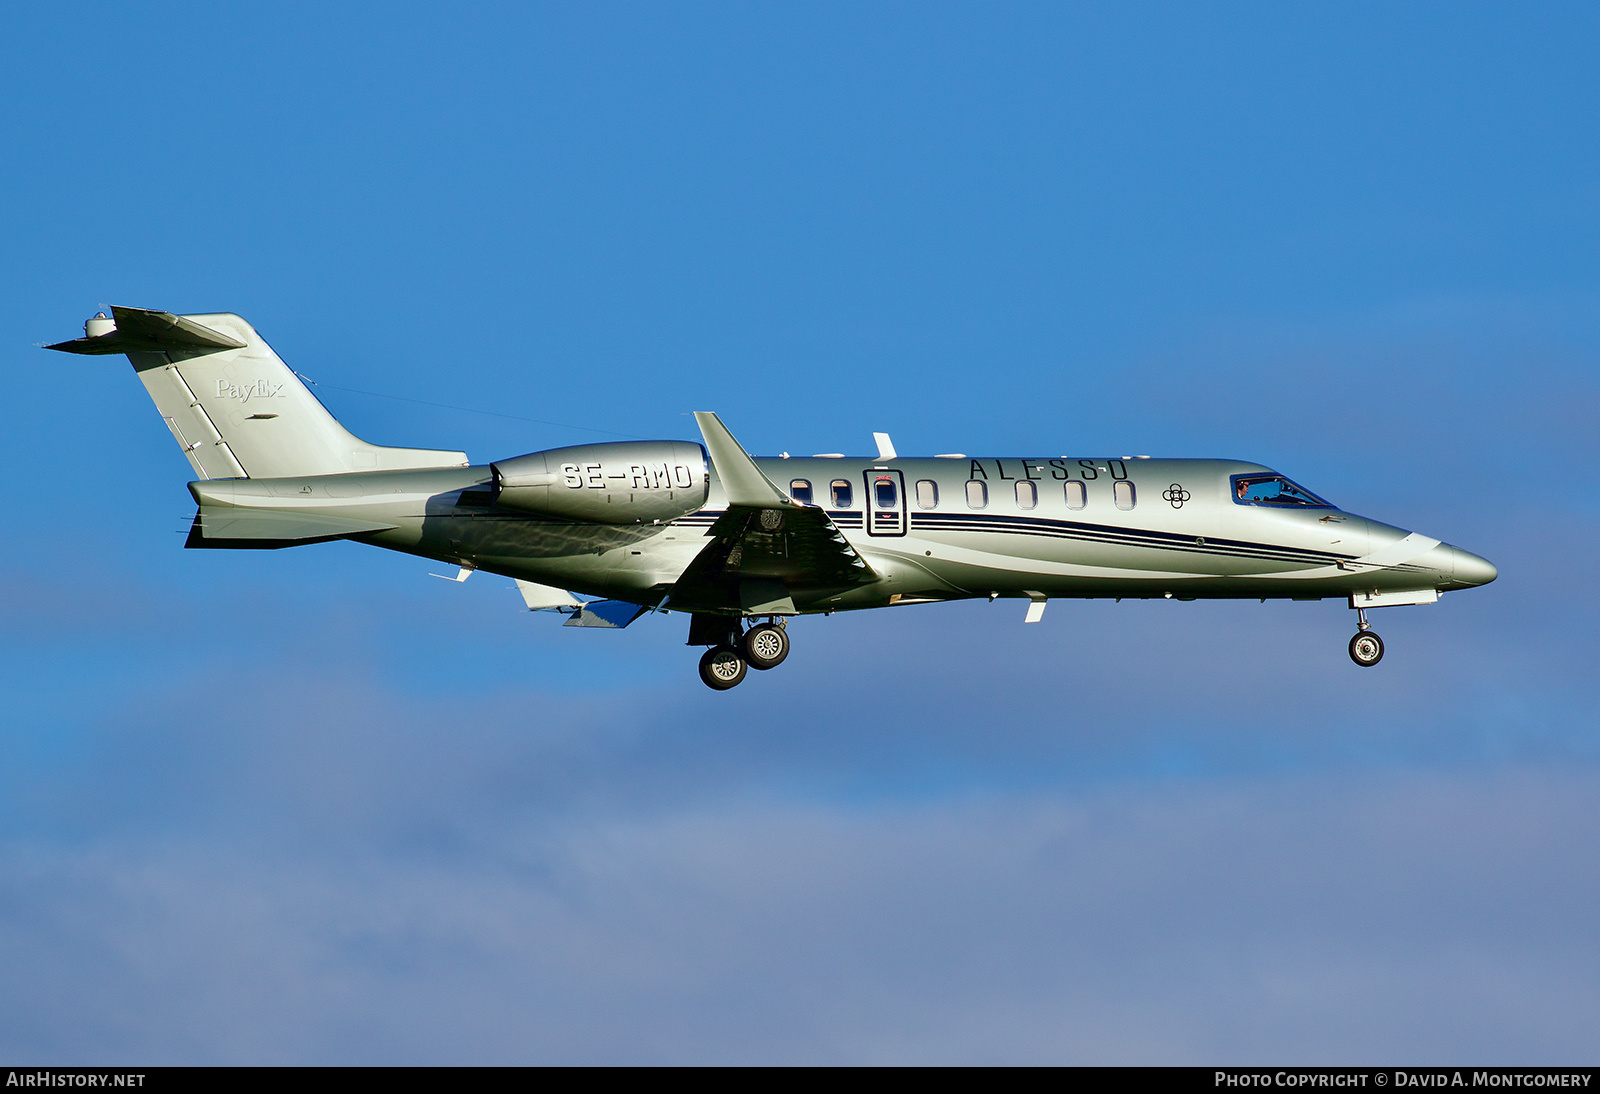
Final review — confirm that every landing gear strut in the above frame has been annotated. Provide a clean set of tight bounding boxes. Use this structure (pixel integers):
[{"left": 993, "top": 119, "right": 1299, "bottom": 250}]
[{"left": 1348, "top": 606, "right": 1384, "bottom": 667}]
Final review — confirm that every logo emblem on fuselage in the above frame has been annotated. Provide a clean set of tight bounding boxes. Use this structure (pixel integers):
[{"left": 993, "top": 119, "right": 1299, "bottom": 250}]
[
  {"left": 214, "top": 379, "right": 286, "bottom": 403},
  {"left": 1163, "top": 483, "right": 1190, "bottom": 509}
]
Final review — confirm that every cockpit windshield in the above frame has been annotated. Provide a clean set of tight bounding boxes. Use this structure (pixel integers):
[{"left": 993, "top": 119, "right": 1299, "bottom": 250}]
[{"left": 1230, "top": 474, "right": 1334, "bottom": 509}]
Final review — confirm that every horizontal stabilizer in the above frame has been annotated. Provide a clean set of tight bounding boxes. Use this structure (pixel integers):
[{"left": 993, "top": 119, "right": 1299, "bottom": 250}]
[
  {"left": 48, "top": 306, "right": 247, "bottom": 355},
  {"left": 563, "top": 600, "right": 650, "bottom": 628},
  {"left": 188, "top": 507, "right": 397, "bottom": 548}
]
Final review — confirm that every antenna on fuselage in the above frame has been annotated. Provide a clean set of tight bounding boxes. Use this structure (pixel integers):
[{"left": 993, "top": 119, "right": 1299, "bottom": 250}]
[{"left": 873, "top": 433, "right": 897, "bottom": 461}]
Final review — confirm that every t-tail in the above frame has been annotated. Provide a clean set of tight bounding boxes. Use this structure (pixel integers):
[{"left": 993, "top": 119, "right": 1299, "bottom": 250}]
[{"left": 47, "top": 305, "right": 467, "bottom": 479}]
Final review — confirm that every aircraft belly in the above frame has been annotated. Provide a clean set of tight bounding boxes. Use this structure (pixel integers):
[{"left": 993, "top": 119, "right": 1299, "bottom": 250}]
[
  {"left": 436, "top": 517, "right": 694, "bottom": 600},
  {"left": 306, "top": 505, "right": 686, "bottom": 603},
  {"left": 416, "top": 512, "right": 662, "bottom": 559}
]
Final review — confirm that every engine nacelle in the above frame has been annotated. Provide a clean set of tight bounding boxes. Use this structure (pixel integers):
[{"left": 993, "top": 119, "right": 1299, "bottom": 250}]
[{"left": 492, "top": 441, "right": 709, "bottom": 524}]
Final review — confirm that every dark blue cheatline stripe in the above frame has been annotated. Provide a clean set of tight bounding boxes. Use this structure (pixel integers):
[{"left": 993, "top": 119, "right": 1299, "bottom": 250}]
[
  {"left": 673, "top": 508, "right": 1342, "bottom": 568},
  {"left": 908, "top": 511, "right": 1354, "bottom": 565},
  {"left": 911, "top": 518, "right": 1338, "bottom": 565}
]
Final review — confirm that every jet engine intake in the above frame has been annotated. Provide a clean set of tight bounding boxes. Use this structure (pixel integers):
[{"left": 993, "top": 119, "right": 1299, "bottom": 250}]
[{"left": 492, "top": 441, "right": 709, "bottom": 524}]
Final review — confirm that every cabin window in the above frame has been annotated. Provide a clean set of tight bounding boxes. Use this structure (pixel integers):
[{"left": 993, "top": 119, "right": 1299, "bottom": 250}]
[
  {"left": 915, "top": 480, "right": 939, "bottom": 509},
  {"left": 1064, "top": 481, "right": 1086, "bottom": 510},
  {"left": 1113, "top": 480, "right": 1136, "bottom": 510},
  {"left": 830, "top": 479, "right": 853, "bottom": 508},
  {"left": 965, "top": 480, "right": 988, "bottom": 509},
  {"left": 789, "top": 479, "right": 813, "bottom": 505},
  {"left": 873, "top": 475, "right": 898, "bottom": 509},
  {"left": 1229, "top": 474, "right": 1333, "bottom": 508},
  {"left": 1015, "top": 480, "right": 1037, "bottom": 510}
]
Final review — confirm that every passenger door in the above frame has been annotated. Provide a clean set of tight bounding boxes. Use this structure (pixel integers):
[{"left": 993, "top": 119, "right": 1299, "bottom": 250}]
[{"left": 865, "top": 469, "right": 906, "bottom": 537}]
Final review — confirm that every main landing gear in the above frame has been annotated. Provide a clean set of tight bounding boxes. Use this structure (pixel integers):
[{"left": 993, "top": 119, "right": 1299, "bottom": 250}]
[
  {"left": 1348, "top": 606, "right": 1384, "bottom": 668},
  {"left": 743, "top": 622, "right": 790, "bottom": 670},
  {"left": 698, "top": 645, "right": 748, "bottom": 690},
  {"left": 695, "top": 617, "right": 790, "bottom": 690}
]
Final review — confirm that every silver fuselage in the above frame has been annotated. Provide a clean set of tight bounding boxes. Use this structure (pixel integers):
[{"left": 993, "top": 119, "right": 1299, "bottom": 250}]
[{"left": 188, "top": 454, "right": 1495, "bottom": 613}]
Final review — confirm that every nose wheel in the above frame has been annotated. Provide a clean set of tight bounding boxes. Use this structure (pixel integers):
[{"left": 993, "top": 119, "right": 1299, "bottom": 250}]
[
  {"left": 1347, "top": 606, "right": 1384, "bottom": 667},
  {"left": 1348, "top": 629, "right": 1384, "bottom": 667}
]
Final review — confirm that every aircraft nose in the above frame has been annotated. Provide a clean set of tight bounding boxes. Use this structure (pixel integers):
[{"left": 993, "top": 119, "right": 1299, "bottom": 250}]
[{"left": 1450, "top": 546, "right": 1498, "bottom": 588}]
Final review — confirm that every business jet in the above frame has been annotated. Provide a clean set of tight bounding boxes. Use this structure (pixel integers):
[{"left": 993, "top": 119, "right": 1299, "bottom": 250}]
[{"left": 50, "top": 307, "right": 1497, "bottom": 690}]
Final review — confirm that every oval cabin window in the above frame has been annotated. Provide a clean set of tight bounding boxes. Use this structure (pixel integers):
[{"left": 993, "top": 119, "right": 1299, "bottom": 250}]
[
  {"left": 965, "top": 480, "right": 988, "bottom": 509},
  {"left": 1113, "top": 480, "right": 1136, "bottom": 510},
  {"left": 1015, "top": 480, "right": 1037, "bottom": 510},
  {"left": 916, "top": 480, "right": 939, "bottom": 509},
  {"left": 1064, "top": 481, "right": 1086, "bottom": 510},
  {"left": 873, "top": 475, "right": 898, "bottom": 509},
  {"left": 830, "top": 480, "right": 853, "bottom": 508},
  {"left": 789, "top": 479, "right": 813, "bottom": 505}
]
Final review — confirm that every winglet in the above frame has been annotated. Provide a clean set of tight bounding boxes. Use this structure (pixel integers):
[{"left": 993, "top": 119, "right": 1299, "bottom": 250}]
[{"left": 693, "top": 412, "right": 795, "bottom": 508}]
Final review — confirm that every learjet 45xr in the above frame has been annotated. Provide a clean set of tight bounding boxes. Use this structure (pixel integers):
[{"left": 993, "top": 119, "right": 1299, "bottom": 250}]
[{"left": 51, "top": 307, "right": 1497, "bottom": 690}]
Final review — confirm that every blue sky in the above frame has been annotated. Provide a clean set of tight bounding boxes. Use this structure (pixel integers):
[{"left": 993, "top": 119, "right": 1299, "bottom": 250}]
[{"left": 2, "top": 1, "right": 1598, "bottom": 1063}]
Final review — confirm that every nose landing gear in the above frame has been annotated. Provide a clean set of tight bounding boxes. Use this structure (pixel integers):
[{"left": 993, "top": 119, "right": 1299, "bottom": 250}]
[{"left": 1348, "top": 606, "right": 1384, "bottom": 667}]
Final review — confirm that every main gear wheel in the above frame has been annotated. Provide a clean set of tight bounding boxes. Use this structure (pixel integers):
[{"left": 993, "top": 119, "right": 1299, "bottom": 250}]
[
  {"left": 699, "top": 645, "right": 749, "bottom": 689},
  {"left": 742, "top": 622, "right": 790, "bottom": 670}
]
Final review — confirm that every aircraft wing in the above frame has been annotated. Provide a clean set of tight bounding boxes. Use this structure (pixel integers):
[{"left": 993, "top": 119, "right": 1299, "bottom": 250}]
[{"left": 668, "top": 413, "right": 877, "bottom": 614}]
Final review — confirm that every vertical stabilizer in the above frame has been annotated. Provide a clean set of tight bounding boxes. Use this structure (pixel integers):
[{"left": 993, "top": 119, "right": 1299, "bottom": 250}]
[{"left": 48, "top": 306, "right": 469, "bottom": 479}]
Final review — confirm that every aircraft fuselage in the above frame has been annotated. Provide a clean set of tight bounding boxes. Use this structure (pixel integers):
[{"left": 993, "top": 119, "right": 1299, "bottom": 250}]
[{"left": 186, "top": 454, "right": 1493, "bottom": 612}]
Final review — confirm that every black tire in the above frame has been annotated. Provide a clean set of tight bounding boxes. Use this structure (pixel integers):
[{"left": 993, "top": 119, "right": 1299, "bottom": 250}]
[
  {"left": 699, "top": 645, "right": 748, "bottom": 690},
  {"left": 742, "top": 623, "right": 790, "bottom": 670},
  {"left": 1348, "top": 630, "right": 1384, "bottom": 667}
]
